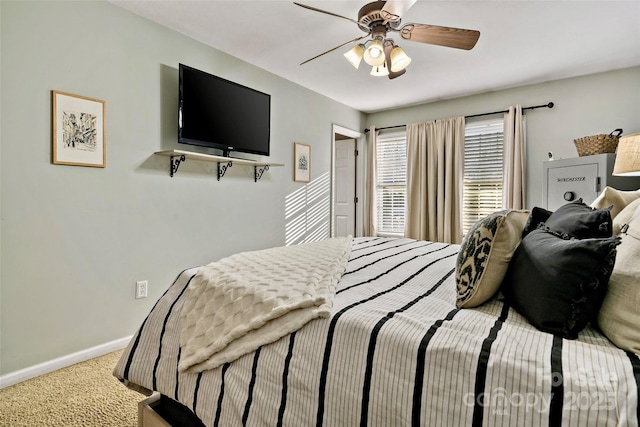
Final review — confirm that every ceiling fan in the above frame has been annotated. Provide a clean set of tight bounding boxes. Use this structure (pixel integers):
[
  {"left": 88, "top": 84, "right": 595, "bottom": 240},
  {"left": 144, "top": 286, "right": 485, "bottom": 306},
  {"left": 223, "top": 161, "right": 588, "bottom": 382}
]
[{"left": 294, "top": 0, "right": 480, "bottom": 79}]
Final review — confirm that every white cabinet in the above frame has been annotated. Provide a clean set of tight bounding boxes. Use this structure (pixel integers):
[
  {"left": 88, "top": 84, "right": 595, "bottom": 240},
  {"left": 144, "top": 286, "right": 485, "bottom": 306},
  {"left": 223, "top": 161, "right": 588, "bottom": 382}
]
[{"left": 543, "top": 154, "right": 640, "bottom": 210}]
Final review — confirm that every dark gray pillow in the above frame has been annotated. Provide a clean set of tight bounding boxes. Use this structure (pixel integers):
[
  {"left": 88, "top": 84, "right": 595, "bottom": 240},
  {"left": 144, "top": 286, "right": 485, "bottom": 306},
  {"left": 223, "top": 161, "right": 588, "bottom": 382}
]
[
  {"left": 502, "top": 228, "right": 620, "bottom": 339},
  {"left": 521, "top": 206, "right": 552, "bottom": 238},
  {"left": 544, "top": 200, "right": 612, "bottom": 238}
]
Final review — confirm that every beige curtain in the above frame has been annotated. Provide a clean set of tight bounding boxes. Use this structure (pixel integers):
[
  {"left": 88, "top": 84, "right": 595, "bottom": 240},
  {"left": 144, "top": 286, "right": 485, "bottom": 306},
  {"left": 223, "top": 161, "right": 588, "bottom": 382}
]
[
  {"left": 503, "top": 105, "right": 526, "bottom": 209},
  {"left": 405, "top": 117, "right": 465, "bottom": 244},
  {"left": 364, "top": 126, "right": 378, "bottom": 237}
]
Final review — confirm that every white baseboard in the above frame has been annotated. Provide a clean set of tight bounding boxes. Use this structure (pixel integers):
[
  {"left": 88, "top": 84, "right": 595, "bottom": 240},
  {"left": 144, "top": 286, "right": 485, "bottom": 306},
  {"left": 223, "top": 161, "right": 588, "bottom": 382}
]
[{"left": 0, "top": 336, "right": 132, "bottom": 389}]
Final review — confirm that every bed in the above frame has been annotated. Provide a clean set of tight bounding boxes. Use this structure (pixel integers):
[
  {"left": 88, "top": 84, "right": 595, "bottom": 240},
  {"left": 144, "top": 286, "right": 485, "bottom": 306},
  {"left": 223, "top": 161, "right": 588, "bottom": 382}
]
[{"left": 114, "top": 235, "right": 640, "bottom": 427}]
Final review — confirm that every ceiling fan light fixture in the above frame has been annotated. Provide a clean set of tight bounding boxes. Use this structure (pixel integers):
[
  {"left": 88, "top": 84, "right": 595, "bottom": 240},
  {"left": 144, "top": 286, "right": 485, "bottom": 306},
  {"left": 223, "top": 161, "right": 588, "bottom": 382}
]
[
  {"left": 343, "top": 44, "right": 365, "bottom": 69},
  {"left": 370, "top": 62, "right": 389, "bottom": 77},
  {"left": 390, "top": 46, "right": 411, "bottom": 72},
  {"left": 363, "top": 39, "right": 385, "bottom": 66},
  {"left": 295, "top": 1, "right": 481, "bottom": 79}
]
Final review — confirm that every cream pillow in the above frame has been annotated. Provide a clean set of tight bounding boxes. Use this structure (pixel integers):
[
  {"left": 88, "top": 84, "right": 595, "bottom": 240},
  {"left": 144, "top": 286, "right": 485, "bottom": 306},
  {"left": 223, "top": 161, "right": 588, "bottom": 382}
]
[
  {"left": 591, "top": 186, "right": 640, "bottom": 219},
  {"left": 598, "top": 204, "right": 640, "bottom": 354},
  {"left": 613, "top": 198, "right": 640, "bottom": 235},
  {"left": 455, "top": 209, "right": 530, "bottom": 308}
]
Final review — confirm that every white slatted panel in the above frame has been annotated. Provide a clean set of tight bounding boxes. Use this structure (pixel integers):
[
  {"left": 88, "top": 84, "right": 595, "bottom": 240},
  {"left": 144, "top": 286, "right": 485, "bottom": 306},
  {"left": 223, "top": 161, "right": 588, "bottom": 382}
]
[
  {"left": 376, "top": 133, "right": 406, "bottom": 235},
  {"left": 463, "top": 119, "right": 504, "bottom": 234}
]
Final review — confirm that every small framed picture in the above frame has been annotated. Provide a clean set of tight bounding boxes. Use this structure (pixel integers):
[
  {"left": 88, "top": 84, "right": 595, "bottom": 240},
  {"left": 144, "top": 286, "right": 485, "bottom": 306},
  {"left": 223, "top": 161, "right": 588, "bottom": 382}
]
[
  {"left": 52, "top": 90, "right": 106, "bottom": 167},
  {"left": 294, "top": 142, "right": 311, "bottom": 183}
]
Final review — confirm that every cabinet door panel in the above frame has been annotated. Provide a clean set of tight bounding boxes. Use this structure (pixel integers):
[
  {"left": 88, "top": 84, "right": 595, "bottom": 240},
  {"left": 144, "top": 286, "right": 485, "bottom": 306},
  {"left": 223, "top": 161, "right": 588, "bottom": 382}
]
[{"left": 545, "top": 163, "right": 598, "bottom": 210}]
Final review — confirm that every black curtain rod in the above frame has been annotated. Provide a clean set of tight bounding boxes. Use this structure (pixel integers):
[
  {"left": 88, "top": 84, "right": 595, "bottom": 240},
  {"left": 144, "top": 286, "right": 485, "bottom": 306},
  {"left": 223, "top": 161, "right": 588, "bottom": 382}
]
[{"left": 364, "top": 102, "right": 554, "bottom": 133}]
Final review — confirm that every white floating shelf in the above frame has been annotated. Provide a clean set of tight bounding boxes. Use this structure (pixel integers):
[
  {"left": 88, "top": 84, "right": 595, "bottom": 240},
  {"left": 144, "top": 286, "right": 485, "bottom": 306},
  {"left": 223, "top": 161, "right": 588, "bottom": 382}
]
[{"left": 154, "top": 149, "right": 284, "bottom": 181}]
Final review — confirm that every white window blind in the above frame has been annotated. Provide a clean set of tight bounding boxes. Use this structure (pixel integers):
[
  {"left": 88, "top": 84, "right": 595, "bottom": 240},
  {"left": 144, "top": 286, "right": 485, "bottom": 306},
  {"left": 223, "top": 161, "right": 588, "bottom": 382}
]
[
  {"left": 376, "top": 133, "right": 407, "bottom": 235},
  {"left": 463, "top": 119, "right": 504, "bottom": 234}
]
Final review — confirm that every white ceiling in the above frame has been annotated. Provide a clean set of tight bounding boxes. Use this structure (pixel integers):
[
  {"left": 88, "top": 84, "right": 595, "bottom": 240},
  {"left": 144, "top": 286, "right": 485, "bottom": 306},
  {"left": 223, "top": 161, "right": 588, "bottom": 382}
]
[{"left": 111, "top": 0, "right": 640, "bottom": 114}]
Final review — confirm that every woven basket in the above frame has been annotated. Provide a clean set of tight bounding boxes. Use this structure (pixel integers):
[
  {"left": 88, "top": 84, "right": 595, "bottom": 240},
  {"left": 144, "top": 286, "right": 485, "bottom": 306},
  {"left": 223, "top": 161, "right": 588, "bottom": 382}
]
[{"left": 573, "top": 129, "right": 622, "bottom": 157}]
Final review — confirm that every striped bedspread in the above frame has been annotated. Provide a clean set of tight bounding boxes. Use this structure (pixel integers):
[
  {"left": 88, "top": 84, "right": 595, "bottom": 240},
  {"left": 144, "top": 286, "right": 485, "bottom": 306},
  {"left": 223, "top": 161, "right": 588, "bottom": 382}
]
[{"left": 114, "top": 237, "right": 640, "bottom": 427}]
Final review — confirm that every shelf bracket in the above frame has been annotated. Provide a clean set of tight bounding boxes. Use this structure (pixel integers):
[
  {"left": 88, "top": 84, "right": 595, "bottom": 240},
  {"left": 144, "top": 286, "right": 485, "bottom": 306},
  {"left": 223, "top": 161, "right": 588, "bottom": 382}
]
[
  {"left": 170, "top": 155, "right": 186, "bottom": 177},
  {"left": 217, "top": 161, "right": 233, "bottom": 181},
  {"left": 254, "top": 165, "right": 270, "bottom": 182}
]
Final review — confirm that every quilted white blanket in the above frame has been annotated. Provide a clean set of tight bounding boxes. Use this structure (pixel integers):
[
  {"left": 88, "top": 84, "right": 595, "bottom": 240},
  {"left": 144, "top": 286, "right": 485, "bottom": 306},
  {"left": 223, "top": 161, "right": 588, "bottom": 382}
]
[{"left": 178, "top": 236, "right": 352, "bottom": 373}]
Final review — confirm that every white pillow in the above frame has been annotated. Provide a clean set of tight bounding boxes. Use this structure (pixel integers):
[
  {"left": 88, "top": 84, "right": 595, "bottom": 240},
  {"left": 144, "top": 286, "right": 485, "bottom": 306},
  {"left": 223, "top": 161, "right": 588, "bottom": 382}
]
[
  {"left": 598, "top": 203, "right": 640, "bottom": 354},
  {"left": 613, "top": 198, "right": 640, "bottom": 235},
  {"left": 591, "top": 186, "right": 640, "bottom": 219}
]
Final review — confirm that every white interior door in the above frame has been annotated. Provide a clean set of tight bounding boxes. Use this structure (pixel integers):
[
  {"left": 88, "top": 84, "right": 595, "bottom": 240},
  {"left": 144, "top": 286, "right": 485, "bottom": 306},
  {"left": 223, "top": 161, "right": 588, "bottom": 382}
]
[
  {"left": 331, "top": 124, "right": 363, "bottom": 238},
  {"left": 334, "top": 138, "right": 356, "bottom": 237}
]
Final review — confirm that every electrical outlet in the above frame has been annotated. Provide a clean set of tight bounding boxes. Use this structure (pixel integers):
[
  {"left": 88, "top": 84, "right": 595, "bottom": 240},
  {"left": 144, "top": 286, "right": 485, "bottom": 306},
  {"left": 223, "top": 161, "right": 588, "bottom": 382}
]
[{"left": 135, "top": 280, "right": 148, "bottom": 299}]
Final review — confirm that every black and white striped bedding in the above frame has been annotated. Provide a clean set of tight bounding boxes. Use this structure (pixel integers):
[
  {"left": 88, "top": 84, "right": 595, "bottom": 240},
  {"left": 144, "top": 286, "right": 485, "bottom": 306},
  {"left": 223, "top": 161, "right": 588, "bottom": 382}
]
[{"left": 114, "top": 237, "right": 640, "bottom": 427}]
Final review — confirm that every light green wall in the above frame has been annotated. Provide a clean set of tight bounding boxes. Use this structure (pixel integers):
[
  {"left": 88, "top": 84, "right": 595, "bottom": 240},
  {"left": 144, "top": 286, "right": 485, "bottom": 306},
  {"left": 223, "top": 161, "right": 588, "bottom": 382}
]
[
  {"left": 2, "top": 0, "right": 638, "bottom": 377},
  {"left": 0, "top": 1, "right": 364, "bottom": 374},
  {"left": 367, "top": 66, "right": 640, "bottom": 208}
]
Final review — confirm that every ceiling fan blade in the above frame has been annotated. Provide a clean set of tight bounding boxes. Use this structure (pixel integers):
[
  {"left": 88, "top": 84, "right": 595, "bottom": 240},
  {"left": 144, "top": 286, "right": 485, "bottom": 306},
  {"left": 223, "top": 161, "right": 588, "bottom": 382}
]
[
  {"left": 380, "top": 0, "right": 417, "bottom": 23},
  {"left": 399, "top": 23, "right": 480, "bottom": 50},
  {"left": 293, "top": 2, "right": 360, "bottom": 25},
  {"left": 300, "top": 35, "right": 368, "bottom": 65},
  {"left": 383, "top": 41, "right": 407, "bottom": 79}
]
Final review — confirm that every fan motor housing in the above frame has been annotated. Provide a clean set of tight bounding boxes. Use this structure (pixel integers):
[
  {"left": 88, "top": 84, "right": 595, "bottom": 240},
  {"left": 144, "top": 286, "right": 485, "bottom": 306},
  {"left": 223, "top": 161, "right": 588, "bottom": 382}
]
[{"left": 357, "top": 1, "right": 387, "bottom": 32}]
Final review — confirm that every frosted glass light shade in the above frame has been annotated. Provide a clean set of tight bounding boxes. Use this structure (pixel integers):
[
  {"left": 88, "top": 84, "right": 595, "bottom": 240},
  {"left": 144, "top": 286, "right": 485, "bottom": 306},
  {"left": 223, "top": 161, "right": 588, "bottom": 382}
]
[
  {"left": 370, "top": 63, "right": 389, "bottom": 77},
  {"left": 390, "top": 46, "right": 411, "bottom": 72},
  {"left": 363, "top": 40, "right": 385, "bottom": 66},
  {"left": 613, "top": 133, "right": 640, "bottom": 176},
  {"left": 344, "top": 44, "right": 365, "bottom": 69}
]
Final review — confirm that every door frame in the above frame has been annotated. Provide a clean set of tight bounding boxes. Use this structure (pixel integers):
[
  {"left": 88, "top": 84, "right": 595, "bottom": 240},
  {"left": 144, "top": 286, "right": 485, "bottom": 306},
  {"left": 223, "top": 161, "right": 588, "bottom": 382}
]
[{"left": 330, "top": 124, "right": 364, "bottom": 237}]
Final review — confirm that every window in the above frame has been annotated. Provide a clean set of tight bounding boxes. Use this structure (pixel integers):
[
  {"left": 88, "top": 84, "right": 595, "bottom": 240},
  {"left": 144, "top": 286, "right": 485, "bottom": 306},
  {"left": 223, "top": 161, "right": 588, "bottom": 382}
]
[
  {"left": 463, "top": 119, "right": 504, "bottom": 234},
  {"left": 376, "top": 132, "right": 407, "bottom": 236},
  {"left": 373, "top": 120, "right": 505, "bottom": 237}
]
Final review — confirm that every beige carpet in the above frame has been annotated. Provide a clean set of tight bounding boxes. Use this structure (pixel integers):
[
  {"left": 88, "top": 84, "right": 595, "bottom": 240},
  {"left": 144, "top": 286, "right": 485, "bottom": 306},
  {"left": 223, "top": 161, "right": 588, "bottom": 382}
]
[{"left": 0, "top": 350, "right": 143, "bottom": 427}]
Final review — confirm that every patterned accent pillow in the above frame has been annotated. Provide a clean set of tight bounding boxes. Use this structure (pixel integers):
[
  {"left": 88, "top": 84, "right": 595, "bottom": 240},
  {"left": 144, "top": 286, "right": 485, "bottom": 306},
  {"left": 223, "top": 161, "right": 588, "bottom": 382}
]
[{"left": 455, "top": 209, "right": 530, "bottom": 308}]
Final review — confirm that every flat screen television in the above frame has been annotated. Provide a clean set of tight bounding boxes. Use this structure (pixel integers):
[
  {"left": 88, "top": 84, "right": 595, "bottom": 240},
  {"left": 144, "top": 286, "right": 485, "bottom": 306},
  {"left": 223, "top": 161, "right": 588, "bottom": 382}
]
[{"left": 178, "top": 63, "right": 271, "bottom": 158}]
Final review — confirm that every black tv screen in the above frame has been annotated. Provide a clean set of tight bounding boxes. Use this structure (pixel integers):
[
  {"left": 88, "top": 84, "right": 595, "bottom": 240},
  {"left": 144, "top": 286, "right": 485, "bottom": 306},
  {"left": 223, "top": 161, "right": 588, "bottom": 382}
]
[{"left": 178, "top": 64, "right": 271, "bottom": 157}]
